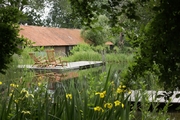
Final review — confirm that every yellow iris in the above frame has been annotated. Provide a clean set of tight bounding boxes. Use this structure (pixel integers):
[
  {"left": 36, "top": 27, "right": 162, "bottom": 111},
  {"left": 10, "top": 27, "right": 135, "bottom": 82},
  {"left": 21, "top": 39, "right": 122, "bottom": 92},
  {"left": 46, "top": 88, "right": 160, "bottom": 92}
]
[
  {"left": 14, "top": 99, "right": 18, "bottom": 103},
  {"left": 20, "top": 88, "right": 28, "bottom": 94},
  {"left": 38, "top": 82, "right": 42, "bottom": 86},
  {"left": 128, "top": 90, "right": 132, "bottom": 94},
  {"left": 122, "top": 103, "right": 124, "bottom": 108},
  {"left": 114, "top": 100, "right": 121, "bottom": 107},
  {"left": 104, "top": 103, "right": 113, "bottom": 109},
  {"left": 21, "top": 110, "right": 31, "bottom": 115},
  {"left": 95, "top": 92, "right": 100, "bottom": 95},
  {"left": 29, "top": 94, "right": 34, "bottom": 98},
  {"left": 9, "top": 93, "right": 12, "bottom": 97},
  {"left": 0, "top": 81, "right": 2, "bottom": 85},
  {"left": 100, "top": 93, "right": 105, "bottom": 98},
  {"left": 122, "top": 85, "right": 126, "bottom": 88},
  {"left": 95, "top": 91, "right": 106, "bottom": 98},
  {"left": 66, "top": 94, "right": 72, "bottom": 99},
  {"left": 10, "top": 83, "right": 18, "bottom": 88},
  {"left": 116, "top": 88, "right": 123, "bottom": 93},
  {"left": 94, "top": 106, "right": 104, "bottom": 112}
]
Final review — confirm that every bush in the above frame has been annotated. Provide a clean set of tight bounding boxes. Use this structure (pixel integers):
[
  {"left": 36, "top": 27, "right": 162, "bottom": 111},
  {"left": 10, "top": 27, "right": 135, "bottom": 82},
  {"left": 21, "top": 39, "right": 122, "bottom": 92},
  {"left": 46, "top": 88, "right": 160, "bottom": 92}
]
[{"left": 70, "top": 43, "right": 94, "bottom": 55}]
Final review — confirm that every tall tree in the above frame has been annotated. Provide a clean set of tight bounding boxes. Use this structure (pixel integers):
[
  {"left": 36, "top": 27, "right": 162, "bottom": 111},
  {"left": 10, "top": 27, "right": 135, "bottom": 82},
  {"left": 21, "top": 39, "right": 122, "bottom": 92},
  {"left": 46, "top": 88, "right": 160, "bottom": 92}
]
[
  {"left": 0, "top": 6, "right": 25, "bottom": 74},
  {"left": 81, "top": 15, "right": 111, "bottom": 46},
  {"left": 69, "top": 0, "right": 180, "bottom": 90},
  {"left": 125, "top": 0, "right": 180, "bottom": 90},
  {"left": 45, "top": 0, "right": 81, "bottom": 28},
  {"left": 0, "top": 0, "right": 49, "bottom": 26}
]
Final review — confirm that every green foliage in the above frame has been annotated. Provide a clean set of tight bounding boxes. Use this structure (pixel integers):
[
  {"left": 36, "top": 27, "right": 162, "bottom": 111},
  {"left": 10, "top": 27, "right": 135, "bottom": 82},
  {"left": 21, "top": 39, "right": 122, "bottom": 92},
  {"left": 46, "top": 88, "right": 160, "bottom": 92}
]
[
  {"left": 106, "top": 53, "right": 134, "bottom": 64},
  {"left": 68, "top": 0, "right": 98, "bottom": 26},
  {"left": 70, "top": 43, "right": 94, "bottom": 55},
  {"left": 0, "top": 47, "right": 175, "bottom": 120},
  {"left": 20, "top": 10, "right": 44, "bottom": 26},
  {"left": 68, "top": 51, "right": 101, "bottom": 61},
  {"left": 81, "top": 15, "right": 111, "bottom": 46},
  {"left": 68, "top": 0, "right": 139, "bottom": 26},
  {"left": 124, "top": 0, "right": 180, "bottom": 90},
  {"left": 69, "top": 0, "right": 180, "bottom": 90},
  {"left": 46, "top": 0, "right": 81, "bottom": 28},
  {"left": 0, "top": 64, "right": 172, "bottom": 120},
  {"left": 0, "top": 6, "right": 25, "bottom": 74},
  {"left": 0, "top": 0, "right": 51, "bottom": 26},
  {"left": 15, "top": 46, "right": 45, "bottom": 65},
  {"left": 0, "top": 65, "right": 132, "bottom": 119}
]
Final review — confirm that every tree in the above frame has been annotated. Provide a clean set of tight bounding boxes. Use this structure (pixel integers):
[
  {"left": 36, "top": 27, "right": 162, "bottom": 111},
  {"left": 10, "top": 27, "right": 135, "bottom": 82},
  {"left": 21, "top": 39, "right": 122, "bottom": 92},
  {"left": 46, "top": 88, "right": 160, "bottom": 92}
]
[
  {"left": 125, "top": 0, "right": 180, "bottom": 90},
  {"left": 81, "top": 15, "right": 111, "bottom": 46},
  {"left": 0, "top": 6, "right": 25, "bottom": 74},
  {"left": 20, "top": 9, "right": 45, "bottom": 26},
  {"left": 0, "top": 0, "right": 50, "bottom": 26},
  {"left": 69, "top": 0, "right": 180, "bottom": 90},
  {"left": 44, "top": 0, "right": 81, "bottom": 28}
]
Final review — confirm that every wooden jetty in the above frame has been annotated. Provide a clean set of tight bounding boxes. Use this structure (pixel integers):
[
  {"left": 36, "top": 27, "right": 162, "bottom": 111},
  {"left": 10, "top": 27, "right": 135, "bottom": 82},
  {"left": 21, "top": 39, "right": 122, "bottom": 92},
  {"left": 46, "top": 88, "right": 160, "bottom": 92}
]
[
  {"left": 18, "top": 61, "right": 103, "bottom": 90},
  {"left": 129, "top": 90, "right": 180, "bottom": 111},
  {"left": 18, "top": 61, "right": 103, "bottom": 73},
  {"left": 129, "top": 90, "right": 180, "bottom": 103}
]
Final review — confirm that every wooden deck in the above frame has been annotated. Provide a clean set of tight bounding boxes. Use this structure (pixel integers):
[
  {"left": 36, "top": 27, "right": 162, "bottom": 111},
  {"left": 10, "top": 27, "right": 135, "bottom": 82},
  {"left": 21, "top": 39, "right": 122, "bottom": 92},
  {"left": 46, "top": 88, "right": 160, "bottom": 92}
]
[
  {"left": 19, "top": 61, "right": 103, "bottom": 90},
  {"left": 18, "top": 61, "right": 103, "bottom": 73},
  {"left": 129, "top": 90, "right": 180, "bottom": 111},
  {"left": 129, "top": 90, "right": 180, "bottom": 103}
]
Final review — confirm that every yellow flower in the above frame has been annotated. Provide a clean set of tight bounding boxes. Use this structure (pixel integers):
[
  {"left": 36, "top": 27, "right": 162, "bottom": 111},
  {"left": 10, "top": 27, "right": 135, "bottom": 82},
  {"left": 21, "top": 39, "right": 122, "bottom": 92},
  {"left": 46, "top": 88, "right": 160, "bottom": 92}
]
[
  {"left": 20, "top": 88, "right": 28, "bottom": 94},
  {"left": 10, "top": 83, "right": 18, "bottom": 88},
  {"left": 95, "top": 92, "right": 100, "bottom": 95},
  {"left": 122, "top": 103, "right": 124, "bottom": 108},
  {"left": 29, "top": 94, "right": 34, "bottom": 98},
  {"left": 114, "top": 100, "right": 121, "bottom": 106},
  {"left": 24, "top": 93, "right": 34, "bottom": 98},
  {"left": 14, "top": 99, "right": 18, "bottom": 103},
  {"left": 10, "top": 83, "right": 16, "bottom": 88},
  {"left": 95, "top": 91, "right": 106, "bottom": 98},
  {"left": 38, "top": 82, "right": 42, "bottom": 86},
  {"left": 104, "top": 103, "right": 113, "bottom": 109},
  {"left": 0, "top": 81, "right": 2, "bottom": 85},
  {"left": 94, "top": 106, "right": 104, "bottom": 112},
  {"left": 122, "top": 85, "right": 126, "bottom": 88},
  {"left": 21, "top": 110, "right": 31, "bottom": 115},
  {"left": 128, "top": 90, "right": 132, "bottom": 94},
  {"left": 116, "top": 88, "right": 123, "bottom": 93},
  {"left": 25, "top": 94, "right": 29, "bottom": 98},
  {"left": 100, "top": 93, "right": 105, "bottom": 98},
  {"left": 66, "top": 94, "right": 72, "bottom": 99},
  {"left": 9, "top": 93, "right": 12, "bottom": 97}
]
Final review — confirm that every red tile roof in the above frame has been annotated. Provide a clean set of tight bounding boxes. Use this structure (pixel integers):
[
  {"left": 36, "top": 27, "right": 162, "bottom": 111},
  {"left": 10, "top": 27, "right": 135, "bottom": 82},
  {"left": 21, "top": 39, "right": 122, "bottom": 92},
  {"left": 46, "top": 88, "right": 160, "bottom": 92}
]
[{"left": 19, "top": 25, "right": 85, "bottom": 46}]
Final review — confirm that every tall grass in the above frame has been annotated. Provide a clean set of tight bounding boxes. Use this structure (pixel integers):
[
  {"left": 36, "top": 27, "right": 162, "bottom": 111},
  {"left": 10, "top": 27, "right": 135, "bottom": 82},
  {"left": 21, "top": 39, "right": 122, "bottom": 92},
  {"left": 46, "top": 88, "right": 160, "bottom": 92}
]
[
  {"left": 0, "top": 65, "right": 172, "bottom": 120},
  {"left": 106, "top": 53, "right": 134, "bottom": 64},
  {"left": 66, "top": 51, "right": 101, "bottom": 61},
  {"left": 0, "top": 65, "right": 132, "bottom": 119}
]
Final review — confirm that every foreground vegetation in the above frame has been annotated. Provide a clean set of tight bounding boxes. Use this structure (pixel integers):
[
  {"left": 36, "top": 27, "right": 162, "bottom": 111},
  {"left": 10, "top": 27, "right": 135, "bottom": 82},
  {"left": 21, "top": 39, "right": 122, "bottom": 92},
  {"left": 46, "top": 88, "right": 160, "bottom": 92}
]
[{"left": 0, "top": 46, "right": 177, "bottom": 120}]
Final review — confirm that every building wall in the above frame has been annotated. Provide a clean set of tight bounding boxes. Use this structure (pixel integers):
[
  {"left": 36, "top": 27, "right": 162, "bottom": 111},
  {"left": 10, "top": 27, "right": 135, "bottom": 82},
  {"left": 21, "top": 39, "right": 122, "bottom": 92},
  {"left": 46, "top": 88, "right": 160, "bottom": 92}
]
[
  {"left": 53, "top": 46, "right": 66, "bottom": 56},
  {"left": 44, "top": 46, "right": 66, "bottom": 56},
  {"left": 43, "top": 45, "right": 75, "bottom": 56}
]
